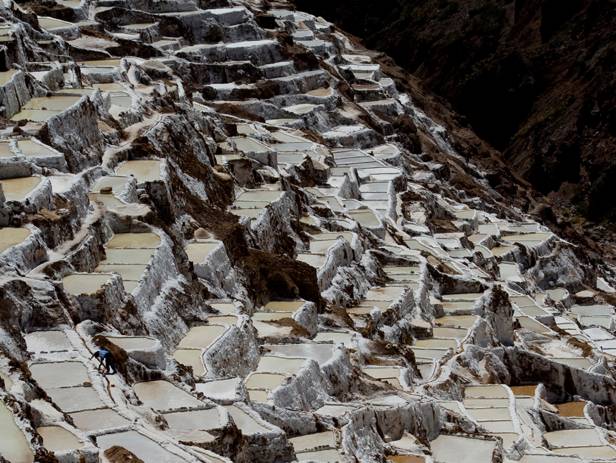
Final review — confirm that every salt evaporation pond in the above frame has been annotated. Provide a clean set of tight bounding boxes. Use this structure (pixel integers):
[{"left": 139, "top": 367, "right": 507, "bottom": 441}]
[
  {"left": 115, "top": 160, "right": 162, "bottom": 183},
  {"left": 0, "top": 228, "right": 31, "bottom": 253},
  {"left": 97, "top": 430, "right": 186, "bottom": 463},
  {"left": 37, "top": 426, "right": 84, "bottom": 452},
  {"left": 0, "top": 176, "right": 41, "bottom": 201},
  {"left": 0, "top": 402, "right": 33, "bottom": 463},
  {"left": 133, "top": 380, "right": 203, "bottom": 411}
]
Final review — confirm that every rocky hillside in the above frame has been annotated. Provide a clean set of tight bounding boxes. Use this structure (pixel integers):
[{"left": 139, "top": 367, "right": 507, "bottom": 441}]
[
  {"left": 296, "top": 0, "right": 616, "bottom": 221},
  {"left": 1, "top": 0, "right": 616, "bottom": 462}
]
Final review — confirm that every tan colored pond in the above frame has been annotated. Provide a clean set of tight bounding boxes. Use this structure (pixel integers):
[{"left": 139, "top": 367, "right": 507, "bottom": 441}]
[
  {"left": 245, "top": 372, "right": 286, "bottom": 390},
  {"left": 173, "top": 349, "right": 206, "bottom": 377},
  {"left": 414, "top": 338, "right": 457, "bottom": 349},
  {"left": 465, "top": 407, "right": 511, "bottom": 421},
  {"left": 24, "top": 95, "right": 80, "bottom": 111},
  {"left": 434, "top": 315, "right": 479, "bottom": 330},
  {"left": 464, "top": 385, "right": 509, "bottom": 399},
  {"left": 366, "top": 286, "right": 404, "bottom": 301},
  {"left": 79, "top": 59, "right": 122, "bottom": 67},
  {"left": 0, "top": 227, "right": 31, "bottom": 253},
  {"left": 410, "top": 347, "right": 448, "bottom": 361},
  {"left": 37, "top": 426, "right": 83, "bottom": 452},
  {"left": 97, "top": 430, "right": 186, "bottom": 463},
  {"left": 387, "top": 456, "right": 425, "bottom": 463},
  {"left": 314, "top": 331, "right": 355, "bottom": 345},
  {"left": 0, "top": 69, "right": 17, "bottom": 85},
  {"left": 309, "top": 239, "right": 338, "bottom": 255},
  {"left": 229, "top": 208, "right": 265, "bottom": 218},
  {"left": 209, "top": 301, "right": 237, "bottom": 314},
  {"left": 25, "top": 331, "right": 72, "bottom": 353},
  {"left": 30, "top": 361, "right": 89, "bottom": 389},
  {"left": 551, "top": 446, "right": 616, "bottom": 459},
  {"left": 263, "top": 343, "right": 334, "bottom": 364},
  {"left": 257, "top": 355, "right": 306, "bottom": 374},
  {"left": 297, "top": 253, "right": 326, "bottom": 268},
  {"left": 69, "top": 408, "right": 129, "bottom": 432},
  {"left": 362, "top": 366, "right": 401, "bottom": 380},
  {"left": 133, "top": 380, "right": 203, "bottom": 411},
  {"left": 62, "top": 273, "right": 112, "bottom": 295},
  {"left": 296, "top": 449, "right": 343, "bottom": 462},
  {"left": 347, "top": 209, "right": 381, "bottom": 227},
  {"left": 225, "top": 405, "right": 269, "bottom": 435},
  {"left": 38, "top": 16, "right": 74, "bottom": 31},
  {"left": 105, "top": 335, "right": 159, "bottom": 351},
  {"left": 289, "top": 430, "right": 336, "bottom": 453},
  {"left": 263, "top": 300, "right": 305, "bottom": 312},
  {"left": 0, "top": 176, "right": 41, "bottom": 202},
  {"left": 163, "top": 407, "right": 226, "bottom": 433},
  {"left": 248, "top": 389, "right": 269, "bottom": 402},
  {"left": 47, "top": 386, "right": 104, "bottom": 413},
  {"left": 115, "top": 160, "right": 162, "bottom": 183},
  {"left": 88, "top": 194, "right": 151, "bottom": 217},
  {"left": 556, "top": 401, "right": 586, "bottom": 417},
  {"left": 315, "top": 404, "right": 356, "bottom": 417},
  {"left": 0, "top": 402, "right": 33, "bottom": 463},
  {"left": 178, "top": 325, "right": 227, "bottom": 349},
  {"left": 94, "top": 264, "right": 146, "bottom": 282},
  {"left": 463, "top": 398, "right": 510, "bottom": 408},
  {"left": 91, "top": 175, "right": 130, "bottom": 194},
  {"left": 0, "top": 141, "right": 12, "bottom": 157},
  {"left": 102, "top": 248, "right": 155, "bottom": 265},
  {"left": 544, "top": 428, "right": 602, "bottom": 448},
  {"left": 253, "top": 319, "right": 293, "bottom": 338},
  {"left": 236, "top": 189, "right": 282, "bottom": 202},
  {"left": 186, "top": 240, "right": 220, "bottom": 263},
  {"left": 510, "top": 385, "right": 537, "bottom": 397},
  {"left": 10, "top": 108, "right": 61, "bottom": 122},
  {"left": 430, "top": 435, "right": 496, "bottom": 462},
  {"left": 107, "top": 232, "right": 160, "bottom": 249},
  {"left": 432, "top": 327, "right": 468, "bottom": 339}
]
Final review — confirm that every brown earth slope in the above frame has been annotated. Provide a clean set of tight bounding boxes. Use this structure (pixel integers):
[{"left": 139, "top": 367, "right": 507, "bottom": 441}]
[{"left": 295, "top": 0, "right": 616, "bottom": 222}]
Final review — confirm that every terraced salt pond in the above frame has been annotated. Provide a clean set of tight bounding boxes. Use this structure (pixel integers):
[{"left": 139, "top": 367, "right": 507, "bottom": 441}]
[
  {"left": 0, "top": 227, "right": 31, "bottom": 253},
  {"left": 91, "top": 175, "right": 131, "bottom": 194},
  {"left": 105, "top": 335, "right": 159, "bottom": 352},
  {"left": 245, "top": 372, "right": 286, "bottom": 402},
  {"left": 69, "top": 408, "right": 130, "bottom": 433},
  {"left": 430, "top": 434, "right": 497, "bottom": 462},
  {"left": 92, "top": 232, "right": 161, "bottom": 291},
  {"left": 263, "top": 343, "right": 334, "bottom": 364},
  {"left": 185, "top": 240, "right": 221, "bottom": 263},
  {"left": 47, "top": 386, "right": 105, "bottom": 413},
  {"left": 25, "top": 330, "right": 72, "bottom": 353},
  {"left": 257, "top": 355, "right": 306, "bottom": 374},
  {"left": 177, "top": 325, "right": 228, "bottom": 349},
  {"left": 62, "top": 273, "right": 113, "bottom": 295},
  {"left": 37, "top": 426, "right": 84, "bottom": 453},
  {"left": 115, "top": 159, "right": 162, "bottom": 183},
  {"left": 11, "top": 95, "right": 82, "bottom": 122},
  {"left": 0, "top": 402, "right": 33, "bottom": 463},
  {"left": 224, "top": 405, "right": 269, "bottom": 435},
  {"left": 133, "top": 380, "right": 203, "bottom": 411},
  {"left": 173, "top": 349, "right": 206, "bottom": 377},
  {"left": 0, "top": 176, "right": 42, "bottom": 201},
  {"left": 97, "top": 430, "right": 186, "bottom": 463},
  {"left": 173, "top": 323, "right": 230, "bottom": 376},
  {"left": 30, "top": 361, "right": 89, "bottom": 389}
]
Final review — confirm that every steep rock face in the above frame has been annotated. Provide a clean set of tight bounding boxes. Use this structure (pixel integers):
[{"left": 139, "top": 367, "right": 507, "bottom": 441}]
[{"left": 295, "top": 0, "right": 616, "bottom": 223}]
